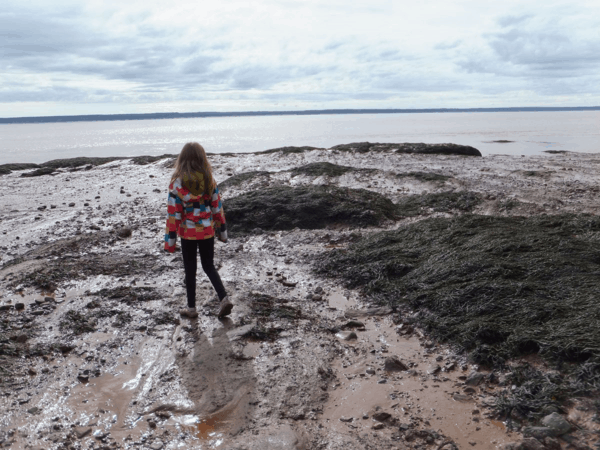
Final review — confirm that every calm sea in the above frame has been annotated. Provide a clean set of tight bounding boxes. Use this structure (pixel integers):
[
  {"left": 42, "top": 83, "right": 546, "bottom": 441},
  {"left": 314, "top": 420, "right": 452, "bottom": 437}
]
[{"left": 1, "top": 111, "right": 598, "bottom": 165}]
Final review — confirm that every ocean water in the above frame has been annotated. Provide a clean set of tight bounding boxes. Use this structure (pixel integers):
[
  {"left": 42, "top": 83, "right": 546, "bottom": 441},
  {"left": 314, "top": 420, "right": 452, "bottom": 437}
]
[{"left": 0, "top": 111, "right": 598, "bottom": 165}]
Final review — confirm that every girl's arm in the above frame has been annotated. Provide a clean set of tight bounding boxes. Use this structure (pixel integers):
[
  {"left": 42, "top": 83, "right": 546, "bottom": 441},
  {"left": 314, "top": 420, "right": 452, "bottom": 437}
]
[{"left": 164, "top": 181, "right": 185, "bottom": 252}]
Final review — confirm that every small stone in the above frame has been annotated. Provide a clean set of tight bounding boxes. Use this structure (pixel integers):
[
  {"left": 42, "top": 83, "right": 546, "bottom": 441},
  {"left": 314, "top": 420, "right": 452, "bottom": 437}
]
[
  {"left": 540, "top": 412, "right": 571, "bottom": 436},
  {"left": 77, "top": 374, "right": 89, "bottom": 383},
  {"left": 148, "top": 420, "right": 157, "bottom": 429},
  {"left": 522, "top": 427, "right": 554, "bottom": 440},
  {"left": 282, "top": 281, "right": 297, "bottom": 287},
  {"left": 336, "top": 331, "right": 357, "bottom": 341},
  {"left": 35, "top": 298, "right": 45, "bottom": 305},
  {"left": 339, "top": 417, "right": 353, "bottom": 423},
  {"left": 31, "top": 310, "right": 45, "bottom": 316},
  {"left": 427, "top": 364, "right": 441, "bottom": 374},
  {"left": 452, "top": 394, "right": 472, "bottom": 402},
  {"left": 44, "top": 297, "right": 53, "bottom": 302},
  {"left": 68, "top": 202, "right": 75, "bottom": 207},
  {"left": 372, "top": 412, "right": 391, "bottom": 422},
  {"left": 377, "top": 378, "right": 387, "bottom": 384},
  {"left": 372, "top": 423, "right": 385, "bottom": 430},
  {"left": 15, "top": 334, "right": 28, "bottom": 343},
  {"left": 465, "top": 372, "right": 485, "bottom": 386},
  {"left": 149, "top": 441, "right": 163, "bottom": 450},
  {"left": 0, "top": 305, "right": 12, "bottom": 311},
  {"left": 516, "top": 437, "right": 546, "bottom": 450},
  {"left": 15, "top": 303, "right": 25, "bottom": 310},
  {"left": 117, "top": 227, "right": 132, "bottom": 238},
  {"left": 384, "top": 356, "right": 409, "bottom": 372},
  {"left": 28, "top": 368, "right": 37, "bottom": 376},
  {"left": 74, "top": 427, "right": 92, "bottom": 439},
  {"left": 27, "top": 407, "right": 40, "bottom": 414},
  {"left": 365, "top": 368, "right": 376, "bottom": 375},
  {"left": 436, "top": 355, "right": 443, "bottom": 361}
]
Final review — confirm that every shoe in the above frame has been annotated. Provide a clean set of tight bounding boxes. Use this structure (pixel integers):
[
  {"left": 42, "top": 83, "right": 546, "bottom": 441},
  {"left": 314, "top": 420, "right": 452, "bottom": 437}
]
[
  {"left": 217, "top": 297, "right": 233, "bottom": 319},
  {"left": 180, "top": 307, "right": 198, "bottom": 318}
]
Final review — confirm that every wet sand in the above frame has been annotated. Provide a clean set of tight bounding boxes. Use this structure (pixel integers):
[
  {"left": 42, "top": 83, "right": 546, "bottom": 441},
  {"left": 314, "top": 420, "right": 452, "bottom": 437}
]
[{"left": 1, "top": 147, "right": 599, "bottom": 449}]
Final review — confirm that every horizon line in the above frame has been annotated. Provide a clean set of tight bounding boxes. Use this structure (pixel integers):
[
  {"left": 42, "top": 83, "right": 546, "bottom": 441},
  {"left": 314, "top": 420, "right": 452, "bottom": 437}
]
[{"left": 2, "top": 106, "right": 600, "bottom": 124}]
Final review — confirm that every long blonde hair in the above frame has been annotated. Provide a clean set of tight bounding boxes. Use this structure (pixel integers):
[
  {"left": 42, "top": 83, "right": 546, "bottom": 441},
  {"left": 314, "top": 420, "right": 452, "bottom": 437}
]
[{"left": 171, "top": 142, "right": 216, "bottom": 195}]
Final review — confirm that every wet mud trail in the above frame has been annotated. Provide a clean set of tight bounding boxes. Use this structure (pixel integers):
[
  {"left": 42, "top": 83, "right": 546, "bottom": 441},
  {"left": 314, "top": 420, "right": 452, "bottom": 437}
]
[{"left": 1, "top": 146, "right": 600, "bottom": 449}]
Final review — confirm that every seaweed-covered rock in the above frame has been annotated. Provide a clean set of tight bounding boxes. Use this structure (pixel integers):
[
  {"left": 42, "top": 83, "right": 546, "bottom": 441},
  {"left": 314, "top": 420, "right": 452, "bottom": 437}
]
[
  {"left": 0, "top": 163, "right": 40, "bottom": 175},
  {"left": 331, "top": 142, "right": 481, "bottom": 156},
  {"left": 131, "top": 154, "right": 177, "bottom": 165},
  {"left": 290, "top": 162, "right": 360, "bottom": 178},
  {"left": 219, "top": 171, "right": 272, "bottom": 192},
  {"left": 20, "top": 167, "right": 56, "bottom": 177},
  {"left": 256, "top": 145, "right": 323, "bottom": 155},
  {"left": 396, "top": 191, "right": 481, "bottom": 216},
  {"left": 225, "top": 185, "right": 399, "bottom": 234},
  {"left": 41, "top": 157, "right": 124, "bottom": 169},
  {"left": 317, "top": 214, "right": 600, "bottom": 366}
]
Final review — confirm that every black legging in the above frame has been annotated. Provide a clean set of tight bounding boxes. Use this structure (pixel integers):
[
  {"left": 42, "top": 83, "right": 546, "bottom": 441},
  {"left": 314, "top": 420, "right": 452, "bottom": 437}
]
[{"left": 181, "top": 238, "right": 227, "bottom": 308}]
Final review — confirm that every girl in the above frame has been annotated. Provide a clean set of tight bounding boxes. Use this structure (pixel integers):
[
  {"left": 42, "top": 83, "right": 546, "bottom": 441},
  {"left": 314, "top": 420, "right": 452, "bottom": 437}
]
[{"left": 164, "top": 142, "right": 231, "bottom": 319}]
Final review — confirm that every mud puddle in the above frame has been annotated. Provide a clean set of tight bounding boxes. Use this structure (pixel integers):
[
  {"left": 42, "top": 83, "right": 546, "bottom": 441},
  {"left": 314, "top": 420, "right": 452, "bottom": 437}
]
[{"left": 321, "top": 317, "right": 515, "bottom": 448}]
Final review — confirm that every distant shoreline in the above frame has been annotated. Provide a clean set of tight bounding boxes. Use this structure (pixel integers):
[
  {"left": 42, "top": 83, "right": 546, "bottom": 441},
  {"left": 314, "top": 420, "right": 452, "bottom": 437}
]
[{"left": 1, "top": 106, "right": 599, "bottom": 125}]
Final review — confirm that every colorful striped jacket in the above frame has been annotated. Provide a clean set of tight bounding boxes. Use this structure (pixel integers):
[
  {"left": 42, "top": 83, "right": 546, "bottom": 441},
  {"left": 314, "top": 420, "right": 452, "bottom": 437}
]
[{"left": 164, "top": 177, "right": 227, "bottom": 253}]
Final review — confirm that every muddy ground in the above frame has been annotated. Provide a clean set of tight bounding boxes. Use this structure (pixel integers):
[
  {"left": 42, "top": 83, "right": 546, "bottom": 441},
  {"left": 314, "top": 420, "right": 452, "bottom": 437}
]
[{"left": 1, "top": 144, "right": 599, "bottom": 450}]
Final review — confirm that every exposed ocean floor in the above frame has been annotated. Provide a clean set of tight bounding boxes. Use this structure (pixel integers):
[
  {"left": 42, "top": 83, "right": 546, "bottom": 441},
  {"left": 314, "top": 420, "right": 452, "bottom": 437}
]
[{"left": 1, "top": 143, "right": 599, "bottom": 450}]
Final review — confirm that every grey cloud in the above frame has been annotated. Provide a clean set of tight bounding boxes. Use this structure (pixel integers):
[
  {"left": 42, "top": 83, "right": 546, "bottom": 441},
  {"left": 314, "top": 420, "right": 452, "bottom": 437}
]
[
  {"left": 434, "top": 40, "right": 461, "bottom": 50},
  {"left": 457, "top": 17, "right": 600, "bottom": 91},
  {"left": 497, "top": 14, "right": 533, "bottom": 27}
]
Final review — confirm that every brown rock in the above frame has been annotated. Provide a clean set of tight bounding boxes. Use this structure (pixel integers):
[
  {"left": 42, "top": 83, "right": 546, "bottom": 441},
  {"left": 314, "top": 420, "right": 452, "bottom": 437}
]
[{"left": 384, "top": 356, "right": 409, "bottom": 372}]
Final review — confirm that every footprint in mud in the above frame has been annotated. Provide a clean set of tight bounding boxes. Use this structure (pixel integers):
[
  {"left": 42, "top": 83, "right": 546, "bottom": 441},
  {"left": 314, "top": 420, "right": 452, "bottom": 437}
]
[{"left": 177, "top": 319, "right": 257, "bottom": 440}]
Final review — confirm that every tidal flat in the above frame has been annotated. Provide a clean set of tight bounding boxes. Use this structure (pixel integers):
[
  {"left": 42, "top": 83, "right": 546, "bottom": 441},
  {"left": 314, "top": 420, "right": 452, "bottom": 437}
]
[{"left": 1, "top": 143, "right": 599, "bottom": 449}]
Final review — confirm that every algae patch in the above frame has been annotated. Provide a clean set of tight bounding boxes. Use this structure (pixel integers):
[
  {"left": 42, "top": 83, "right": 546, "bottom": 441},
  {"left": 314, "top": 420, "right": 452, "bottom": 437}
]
[
  {"left": 225, "top": 185, "right": 399, "bottom": 234},
  {"left": 396, "top": 191, "right": 481, "bottom": 216},
  {"left": 317, "top": 213, "right": 600, "bottom": 367}
]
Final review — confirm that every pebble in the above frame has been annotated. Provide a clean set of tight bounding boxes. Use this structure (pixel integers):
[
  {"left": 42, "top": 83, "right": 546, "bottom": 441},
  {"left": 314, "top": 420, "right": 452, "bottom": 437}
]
[
  {"left": 377, "top": 378, "right": 387, "bottom": 384},
  {"left": 339, "top": 416, "right": 353, "bottom": 423},
  {"left": 372, "top": 412, "right": 391, "bottom": 422},
  {"left": 427, "top": 364, "right": 441, "bottom": 374},
  {"left": 74, "top": 427, "right": 92, "bottom": 439},
  {"left": 384, "top": 356, "right": 408, "bottom": 372},
  {"left": 15, "top": 303, "right": 25, "bottom": 310},
  {"left": 372, "top": 423, "right": 385, "bottom": 430},
  {"left": 149, "top": 441, "right": 163, "bottom": 450},
  {"left": 336, "top": 331, "right": 357, "bottom": 341},
  {"left": 541, "top": 412, "right": 572, "bottom": 436},
  {"left": 465, "top": 371, "right": 485, "bottom": 386},
  {"left": 365, "top": 368, "right": 376, "bottom": 375}
]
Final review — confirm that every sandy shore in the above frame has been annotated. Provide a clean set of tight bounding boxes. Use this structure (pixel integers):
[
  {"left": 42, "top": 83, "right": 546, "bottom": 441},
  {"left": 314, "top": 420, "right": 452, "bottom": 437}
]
[{"left": 1, "top": 145, "right": 599, "bottom": 450}]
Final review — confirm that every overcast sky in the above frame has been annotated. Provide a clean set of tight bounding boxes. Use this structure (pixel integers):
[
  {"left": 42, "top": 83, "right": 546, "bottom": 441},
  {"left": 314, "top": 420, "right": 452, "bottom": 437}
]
[{"left": 2, "top": 0, "right": 600, "bottom": 117}]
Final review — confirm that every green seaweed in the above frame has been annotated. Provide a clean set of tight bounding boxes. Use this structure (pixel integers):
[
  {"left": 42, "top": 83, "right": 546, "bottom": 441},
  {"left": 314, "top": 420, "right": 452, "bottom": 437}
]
[
  {"left": 225, "top": 185, "right": 399, "bottom": 234},
  {"left": 290, "top": 162, "right": 356, "bottom": 177},
  {"left": 256, "top": 146, "right": 323, "bottom": 155},
  {"left": 395, "top": 171, "right": 451, "bottom": 183},
  {"left": 316, "top": 214, "right": 600, "bottom": 366},
  {"left": 396, "top": 191, "right": 481, "bottom": 217},
  {"left": 219, "top": 171, "right": 271, "bottom": 191}
]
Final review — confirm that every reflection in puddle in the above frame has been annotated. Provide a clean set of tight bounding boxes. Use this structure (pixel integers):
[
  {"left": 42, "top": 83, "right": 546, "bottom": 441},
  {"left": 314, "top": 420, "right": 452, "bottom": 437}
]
[
  {"left": 328, "top": 290, "right": 356, "bottom": 309},
  {"left": 188, "top": 412, "right": 229, "bottom": 448}
]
